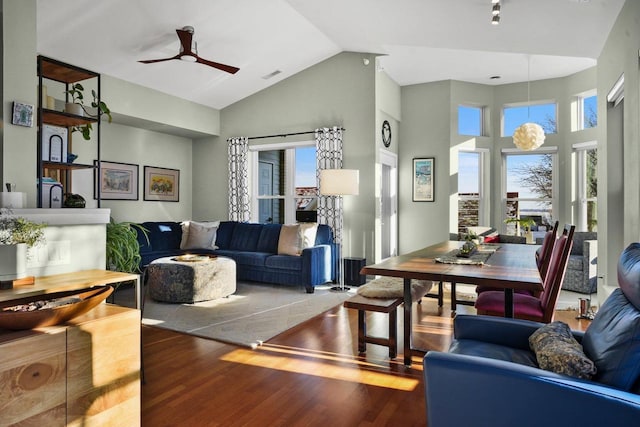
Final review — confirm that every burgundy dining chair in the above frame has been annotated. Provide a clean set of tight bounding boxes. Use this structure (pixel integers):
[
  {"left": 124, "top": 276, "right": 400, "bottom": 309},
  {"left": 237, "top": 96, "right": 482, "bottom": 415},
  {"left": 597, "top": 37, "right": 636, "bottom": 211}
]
[
  {"left": 536, "top": 220, "right": 560, "bottom": 281},
  {"left": 474, "top": 224, "right": 575, "bottom": 323},
  {"left": 476, "top": 220, "right": 560, "bottom": 297}
]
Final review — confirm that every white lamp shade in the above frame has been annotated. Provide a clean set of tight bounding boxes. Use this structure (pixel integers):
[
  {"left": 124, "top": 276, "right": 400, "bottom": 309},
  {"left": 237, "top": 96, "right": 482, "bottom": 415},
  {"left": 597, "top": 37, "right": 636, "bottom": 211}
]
[
  {"left": 513, "top": 123, "right": 545, "bottom": 151},
  {"left": 319, "top": 169, "right": 359, "bottom": 196}
]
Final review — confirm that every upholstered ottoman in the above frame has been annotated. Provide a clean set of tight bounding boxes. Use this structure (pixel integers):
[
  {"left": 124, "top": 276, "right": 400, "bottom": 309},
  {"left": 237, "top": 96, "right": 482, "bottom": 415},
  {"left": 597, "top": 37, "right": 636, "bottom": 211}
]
[{"left": 147, "top": 255, "right": 236, "bottom": 303}]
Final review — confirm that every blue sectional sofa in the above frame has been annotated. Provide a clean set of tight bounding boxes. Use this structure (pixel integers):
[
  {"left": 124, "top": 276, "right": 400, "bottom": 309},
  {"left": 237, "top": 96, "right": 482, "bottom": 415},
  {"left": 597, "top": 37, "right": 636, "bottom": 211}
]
[{"left": 135, "top": 221, "right": 335, "bottom": 293}]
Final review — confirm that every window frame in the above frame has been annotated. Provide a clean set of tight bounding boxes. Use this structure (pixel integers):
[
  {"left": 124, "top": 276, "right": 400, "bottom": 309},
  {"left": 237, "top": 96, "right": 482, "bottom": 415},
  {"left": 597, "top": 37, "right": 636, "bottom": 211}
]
[
  {"left": 457, "top": 104, "right": 487, "bottom": 137},
  {"left": 501, "top": 147, "right": 558, "bottom": 234},
  {"left": 573, "top": 141, "right": 598, "bottom": 232},
  {"left": 457, "top": 148, "right": 490, "bottom": 232},
  {"left": 249, "top": 141, "right": 316, "bottom": 224},
  {"left": 502, "top": 100, "right": 558, "bottom": 137},
  {"left": 576, "top": 90, "right": 597, "bottom": 131}
]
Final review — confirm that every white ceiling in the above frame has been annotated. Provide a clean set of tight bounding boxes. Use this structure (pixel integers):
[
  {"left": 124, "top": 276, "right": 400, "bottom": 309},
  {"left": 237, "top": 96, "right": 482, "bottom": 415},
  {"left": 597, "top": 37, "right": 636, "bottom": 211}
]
[{"left": 36, "top": 0, "right": 625, "bottom": 110}]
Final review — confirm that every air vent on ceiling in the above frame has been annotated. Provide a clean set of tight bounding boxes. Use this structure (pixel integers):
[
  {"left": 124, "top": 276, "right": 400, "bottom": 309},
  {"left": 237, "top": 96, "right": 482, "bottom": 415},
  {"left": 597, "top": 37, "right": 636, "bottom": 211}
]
[{"left": 262, "top": 70, "right": 282, "bottom": 80}]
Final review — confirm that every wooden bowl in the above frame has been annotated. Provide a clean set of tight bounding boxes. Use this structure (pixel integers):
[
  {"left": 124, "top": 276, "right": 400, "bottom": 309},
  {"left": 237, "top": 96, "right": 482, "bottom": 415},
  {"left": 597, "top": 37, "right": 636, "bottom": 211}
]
[{"left": 0, "top": 286, "right": 114, "bottom": 330}]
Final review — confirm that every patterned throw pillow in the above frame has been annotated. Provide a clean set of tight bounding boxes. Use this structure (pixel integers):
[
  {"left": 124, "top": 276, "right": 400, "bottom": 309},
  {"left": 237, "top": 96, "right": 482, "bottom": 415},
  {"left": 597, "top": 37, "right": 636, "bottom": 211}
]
[{"left": 529, "top": 321, "right": 597, "bottom": 379}]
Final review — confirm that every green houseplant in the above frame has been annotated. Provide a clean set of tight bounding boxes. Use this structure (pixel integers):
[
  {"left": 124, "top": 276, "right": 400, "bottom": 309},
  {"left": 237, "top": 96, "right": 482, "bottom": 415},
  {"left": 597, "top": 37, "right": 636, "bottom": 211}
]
[
  {"left": 0, "top": 208, "right": 46, "bottom": 247},
  {"left": 65, "top": 83, "right": 113, "bottom": 140},
  {"left": 0, "top": 208, "right": 46, "bottom": 280},
  {"left": 105, "top": 218, "right": 147, "bottom": 274},
  {"left": 504, "top": 217, "right": 537, "bottom": 243}
]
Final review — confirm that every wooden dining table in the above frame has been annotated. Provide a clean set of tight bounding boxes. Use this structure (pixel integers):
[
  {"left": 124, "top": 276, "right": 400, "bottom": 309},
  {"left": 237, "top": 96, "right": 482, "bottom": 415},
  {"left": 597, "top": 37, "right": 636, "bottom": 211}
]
[{"left": 360, "top": 241, "right": 542, "bottom": 366}]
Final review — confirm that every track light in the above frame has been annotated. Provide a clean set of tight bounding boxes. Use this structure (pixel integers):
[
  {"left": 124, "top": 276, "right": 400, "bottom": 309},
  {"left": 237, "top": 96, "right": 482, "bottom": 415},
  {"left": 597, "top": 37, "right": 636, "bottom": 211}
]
[{"left": 491, "top": 1, "right": 501, "bottom": 25}]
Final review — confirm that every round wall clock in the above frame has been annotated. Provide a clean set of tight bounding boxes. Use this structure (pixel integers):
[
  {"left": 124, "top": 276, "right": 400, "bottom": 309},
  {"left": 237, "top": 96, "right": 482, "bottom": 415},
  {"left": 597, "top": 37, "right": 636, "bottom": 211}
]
[{"left": 382, "top": 120, "right": 392, "bottom": 147}]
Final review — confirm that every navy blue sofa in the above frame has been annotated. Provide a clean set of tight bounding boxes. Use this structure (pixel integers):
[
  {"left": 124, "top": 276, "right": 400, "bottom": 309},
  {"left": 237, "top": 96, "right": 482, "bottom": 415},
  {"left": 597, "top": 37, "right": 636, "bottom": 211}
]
[
  {"left": 423, "top": 242, "right": 640, "bottom": 426},
  {"left": 135, "top": 221, "right": 335, "bottom": 293}
]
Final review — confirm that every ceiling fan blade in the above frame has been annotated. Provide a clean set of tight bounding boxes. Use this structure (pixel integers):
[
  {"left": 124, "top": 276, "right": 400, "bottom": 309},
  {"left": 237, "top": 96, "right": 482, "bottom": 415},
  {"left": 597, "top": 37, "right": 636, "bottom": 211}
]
[
  {"left": 138, "top": 55, "right": 180, "bottom": 64},
  {"left": 195, "top": 56, "right": 240, "bottom": 74},
  {"left": 176, "top": 28, "right": 194, "bottom": 55}
]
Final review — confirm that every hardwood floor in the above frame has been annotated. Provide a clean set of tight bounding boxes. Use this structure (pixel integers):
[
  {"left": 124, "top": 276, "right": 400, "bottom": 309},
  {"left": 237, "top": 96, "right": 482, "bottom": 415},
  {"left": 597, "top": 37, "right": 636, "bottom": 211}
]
[{"left": 140, "top": 295, "right": 588, "bottom": 426}]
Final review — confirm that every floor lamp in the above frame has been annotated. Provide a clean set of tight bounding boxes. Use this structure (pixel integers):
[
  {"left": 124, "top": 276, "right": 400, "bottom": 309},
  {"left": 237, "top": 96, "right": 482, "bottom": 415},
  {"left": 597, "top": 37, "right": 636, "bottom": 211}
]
[{"left": 319, "top": 169, "right": 360, "bottom": 292}]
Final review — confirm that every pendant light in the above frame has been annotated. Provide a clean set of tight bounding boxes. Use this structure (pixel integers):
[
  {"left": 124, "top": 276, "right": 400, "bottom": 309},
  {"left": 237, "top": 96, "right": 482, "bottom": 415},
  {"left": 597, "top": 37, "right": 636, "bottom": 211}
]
[{"left": 513, "top": 56, "right": 545, "bottom": 151}]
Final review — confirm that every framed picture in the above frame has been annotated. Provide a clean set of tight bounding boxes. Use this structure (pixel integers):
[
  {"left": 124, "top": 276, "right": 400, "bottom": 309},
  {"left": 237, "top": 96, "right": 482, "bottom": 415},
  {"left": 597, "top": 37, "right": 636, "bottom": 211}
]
[
  {"left": 94, "top": 161, "right": 139, "bottom": 200},
  {"left": 412, "top": 157, "right": 435, "bottom": 202},
  {"left": 144, "top": 166, "right": 180, "bottom": 202},
  {"left": 12, "top": 102, "right": 34, "bottom": 127}
]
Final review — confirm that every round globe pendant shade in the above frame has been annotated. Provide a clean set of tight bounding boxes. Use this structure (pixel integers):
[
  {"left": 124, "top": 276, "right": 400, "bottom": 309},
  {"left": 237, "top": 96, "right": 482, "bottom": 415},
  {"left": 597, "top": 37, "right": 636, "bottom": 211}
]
[{"left": 513, "top": 123, "right": 545, "bottom": 151}]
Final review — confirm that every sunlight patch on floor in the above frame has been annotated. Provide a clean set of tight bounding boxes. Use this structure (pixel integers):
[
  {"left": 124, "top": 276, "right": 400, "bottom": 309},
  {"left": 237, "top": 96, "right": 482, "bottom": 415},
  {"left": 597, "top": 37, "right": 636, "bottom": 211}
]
[{"left": 219, "top": 345, "right": 420, "bottom": 391}]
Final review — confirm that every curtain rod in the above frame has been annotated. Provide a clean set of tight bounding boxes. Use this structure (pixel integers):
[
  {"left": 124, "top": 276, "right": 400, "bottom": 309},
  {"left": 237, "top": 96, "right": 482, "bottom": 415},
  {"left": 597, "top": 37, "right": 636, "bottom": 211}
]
[{"left": 246, "top": 127, "right": 345, "bottom": 141}]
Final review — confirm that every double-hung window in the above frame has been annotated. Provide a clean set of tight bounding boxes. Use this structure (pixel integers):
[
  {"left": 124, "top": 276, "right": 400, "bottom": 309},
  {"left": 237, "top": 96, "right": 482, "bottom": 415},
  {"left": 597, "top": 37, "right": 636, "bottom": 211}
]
[
  {"left": 250, "top": 143, "right": 317, "bottom": 224},
  {"left": 458, "top": 150, "right": 489, "bottom": 232},
  {"left": 574, "top": 142, "right": 598, "bottom": 231},
  {"left": 502, "top": 147, "right": 557, "bottom": 237}
]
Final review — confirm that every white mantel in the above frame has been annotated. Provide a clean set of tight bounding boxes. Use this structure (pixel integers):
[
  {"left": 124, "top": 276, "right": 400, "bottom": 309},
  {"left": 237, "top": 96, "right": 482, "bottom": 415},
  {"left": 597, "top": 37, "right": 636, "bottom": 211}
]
[{"left": 12, "top": 208, "right": 111, "bottom": 225}]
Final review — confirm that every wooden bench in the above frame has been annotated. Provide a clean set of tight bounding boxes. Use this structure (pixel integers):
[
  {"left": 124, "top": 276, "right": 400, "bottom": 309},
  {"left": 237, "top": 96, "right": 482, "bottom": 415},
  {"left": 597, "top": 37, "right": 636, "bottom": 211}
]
[{"left": 344, "top": 294, "right": 403, "bottom": 358}]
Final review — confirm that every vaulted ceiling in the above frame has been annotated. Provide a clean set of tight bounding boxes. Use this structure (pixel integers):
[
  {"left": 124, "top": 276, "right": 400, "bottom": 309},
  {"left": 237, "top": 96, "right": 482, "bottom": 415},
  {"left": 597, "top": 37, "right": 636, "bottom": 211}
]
[{"left": 37, "top": 0, "right": 625, "bottom": 110}]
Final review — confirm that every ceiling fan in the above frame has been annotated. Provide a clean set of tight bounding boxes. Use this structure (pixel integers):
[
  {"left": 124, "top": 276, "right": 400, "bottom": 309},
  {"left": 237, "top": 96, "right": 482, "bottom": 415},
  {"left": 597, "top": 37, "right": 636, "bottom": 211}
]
[{"left": 138, "top": 26, "right": 239, "bottom": 74}]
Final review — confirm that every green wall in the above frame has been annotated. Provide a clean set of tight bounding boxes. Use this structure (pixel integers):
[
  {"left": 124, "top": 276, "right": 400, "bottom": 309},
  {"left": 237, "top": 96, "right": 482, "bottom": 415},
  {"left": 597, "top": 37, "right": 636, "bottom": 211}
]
[
  {"left": 2, "top": 0, "right": 37, "bottom": 205},
  {"left": 597, "top": 0, "right": 640, "bottom": 298},
  {"left": 193, "top": 52, "right": 378, "bottom": 263},
  {"left": 399, "top": 69, "right": 598, "bottom": 256}
]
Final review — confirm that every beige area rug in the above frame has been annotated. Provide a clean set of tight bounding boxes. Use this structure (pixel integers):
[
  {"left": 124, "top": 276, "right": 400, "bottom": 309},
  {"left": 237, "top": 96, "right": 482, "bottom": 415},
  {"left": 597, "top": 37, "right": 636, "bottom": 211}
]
[{"left": 116, "top": 282, "right": 352, "bottom": 349}]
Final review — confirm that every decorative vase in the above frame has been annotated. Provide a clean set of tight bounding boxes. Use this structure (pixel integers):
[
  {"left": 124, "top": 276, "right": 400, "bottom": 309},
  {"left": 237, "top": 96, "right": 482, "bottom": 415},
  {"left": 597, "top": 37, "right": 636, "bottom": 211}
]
[
  {"left": 0, "top": 243, "right": 27, "bottom": 281},
  {"left": 65, "top": 102, "right": 84, "bottom": 116},
  {"left": 525, "top": 230, "right": 534, "bottom": 244}
]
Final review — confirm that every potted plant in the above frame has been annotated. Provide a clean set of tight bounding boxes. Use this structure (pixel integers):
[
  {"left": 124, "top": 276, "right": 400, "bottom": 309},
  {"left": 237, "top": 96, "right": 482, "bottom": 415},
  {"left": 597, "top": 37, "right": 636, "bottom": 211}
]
[
  {"left": 105, "top": 219, "right": 148, "bottom": 302},
  {"left": 65, "top": 83, "right": 113, "bottom": 140},
  {"left": 504, "top": 217, "right": 537, "bottom": 244},
  {"left": 0, "top": 208, "right": 46, "bottom": 281},
  {"left": 106, "top": 218, "right": 147, "bottom": 274}
]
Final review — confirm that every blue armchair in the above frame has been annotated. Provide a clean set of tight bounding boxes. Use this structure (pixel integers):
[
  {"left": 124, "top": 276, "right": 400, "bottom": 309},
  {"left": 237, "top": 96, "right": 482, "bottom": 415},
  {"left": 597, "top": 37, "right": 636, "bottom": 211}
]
[{"left": 423, "top": 242, "right": 640, "bottom": 427}]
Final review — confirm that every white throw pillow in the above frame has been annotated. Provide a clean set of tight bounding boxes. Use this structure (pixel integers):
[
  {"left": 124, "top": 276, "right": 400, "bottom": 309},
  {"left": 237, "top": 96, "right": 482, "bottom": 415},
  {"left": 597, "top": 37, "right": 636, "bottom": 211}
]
[
  {"left": 277, "top": 223, "right": 319, "bottom": 256},
  {"left": 299, "top": 223, "right": 318, "bottom": 249},
  {"left": 278, "top": 224, "right": 301, "bottom": 256},
  {"left": 180, "top": 220, "right": 220, "bottom": 250}
]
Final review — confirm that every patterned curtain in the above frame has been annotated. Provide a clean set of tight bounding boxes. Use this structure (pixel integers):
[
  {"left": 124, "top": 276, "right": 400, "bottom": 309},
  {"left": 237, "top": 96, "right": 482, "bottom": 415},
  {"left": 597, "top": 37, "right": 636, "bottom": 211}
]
[
  {"left": 316, "top": 126, "right": 344, "bottom": 243},
  {"left": 228, "top": 137, "right": 250, "bottom": 222}
]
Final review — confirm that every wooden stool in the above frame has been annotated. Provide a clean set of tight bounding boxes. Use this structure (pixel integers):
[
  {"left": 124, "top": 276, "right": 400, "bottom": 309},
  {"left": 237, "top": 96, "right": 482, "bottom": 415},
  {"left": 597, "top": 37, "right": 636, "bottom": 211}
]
[{"left": 344, "top": 294, "right": 403, "bottom": 358}]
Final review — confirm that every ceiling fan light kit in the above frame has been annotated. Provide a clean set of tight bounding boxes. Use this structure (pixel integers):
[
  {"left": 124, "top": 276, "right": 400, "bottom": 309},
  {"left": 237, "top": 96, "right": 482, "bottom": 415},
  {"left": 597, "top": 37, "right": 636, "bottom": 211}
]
[{"left": 139, "top": 26, "right": 239, "bottom": 74}]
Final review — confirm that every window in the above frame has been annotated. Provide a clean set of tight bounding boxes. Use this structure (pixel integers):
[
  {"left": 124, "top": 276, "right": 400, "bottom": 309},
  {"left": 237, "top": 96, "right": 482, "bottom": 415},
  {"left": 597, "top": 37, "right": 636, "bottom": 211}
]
[
  {"left": 458, "top": 105, "right": 485, "bottom": 136},
  {"left": 574, "top": 143, "right": 597, "bottom": 231},
  {"left": 502, "top": 149, "right": 557, "bottom": 237},
  {"left": 251, "top": 144, "right": 317, "bottom": 224},
  {"left": 581, "top": 94, "right": 597, "bottom": 129},
  {"left": 503, "top": 102, "right": 557, "bottom": 137},
  {"left": 458, "top": 150, "right": 488, "bottom": 232}
]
